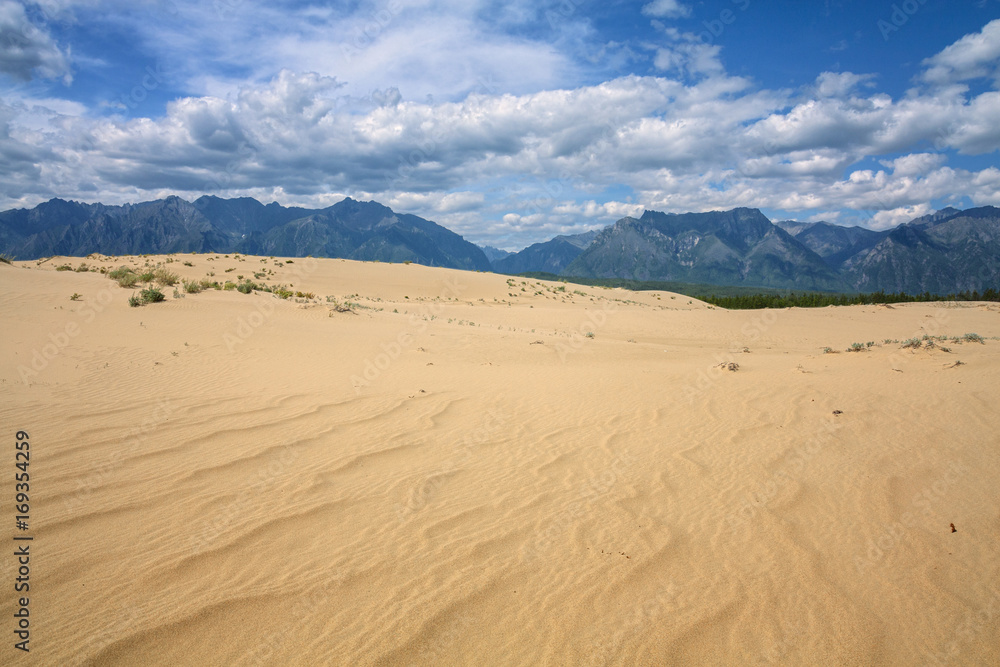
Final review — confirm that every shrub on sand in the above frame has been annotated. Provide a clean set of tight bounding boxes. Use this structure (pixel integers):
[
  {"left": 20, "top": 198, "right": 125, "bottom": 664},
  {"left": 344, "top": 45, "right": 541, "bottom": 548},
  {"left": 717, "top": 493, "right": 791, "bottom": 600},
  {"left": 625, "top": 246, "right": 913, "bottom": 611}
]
[
  {"left": 140, "top": 287, "right": 165, "bottom": 303},
  {"left": 153, "top": 267, "right": 179, "bottom": 286}
]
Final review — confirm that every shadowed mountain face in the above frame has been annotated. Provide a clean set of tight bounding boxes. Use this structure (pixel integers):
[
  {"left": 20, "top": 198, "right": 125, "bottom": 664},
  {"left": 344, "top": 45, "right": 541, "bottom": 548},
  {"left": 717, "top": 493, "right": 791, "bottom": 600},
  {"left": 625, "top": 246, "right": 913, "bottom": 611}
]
[
  {"left": 493, "top": 230, "right": 598, "bottom": 275},
  {"left": 838, "top": 207, "right": 1000, "bottom": 294},
  {"left": 775, "top": 221, "right": 886, "bottom": 269},
  {"left": 0, "top": 196, "right": 491, "bottom": 271},
  {"left": 480, "top": 246, "right": 512, "bottom": 264},
  {"left": 564, "top": 208, "right": 847, "bottom": 291}
]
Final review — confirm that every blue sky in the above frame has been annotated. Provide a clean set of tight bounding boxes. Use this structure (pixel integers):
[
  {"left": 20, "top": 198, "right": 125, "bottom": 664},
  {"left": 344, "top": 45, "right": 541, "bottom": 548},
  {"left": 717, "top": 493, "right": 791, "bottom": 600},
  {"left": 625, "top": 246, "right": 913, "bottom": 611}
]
[{"left": 2, "top": 0, "right": 1000, "bottom": 249}]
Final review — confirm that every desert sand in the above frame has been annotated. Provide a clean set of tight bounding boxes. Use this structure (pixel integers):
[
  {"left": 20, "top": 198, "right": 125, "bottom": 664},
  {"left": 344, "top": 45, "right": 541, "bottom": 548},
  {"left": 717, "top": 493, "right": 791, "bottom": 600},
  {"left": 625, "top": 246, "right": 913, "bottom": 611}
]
[{"left": 1, "top": 253, "right": 998, "bottom": 666}]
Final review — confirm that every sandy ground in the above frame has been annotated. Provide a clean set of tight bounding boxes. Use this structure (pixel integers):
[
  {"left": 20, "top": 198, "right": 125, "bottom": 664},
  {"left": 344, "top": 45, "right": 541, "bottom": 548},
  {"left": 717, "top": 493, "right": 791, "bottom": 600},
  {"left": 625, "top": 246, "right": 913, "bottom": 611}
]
[{"left": 1, "top": 253, "right": 998, "bottom": 666}]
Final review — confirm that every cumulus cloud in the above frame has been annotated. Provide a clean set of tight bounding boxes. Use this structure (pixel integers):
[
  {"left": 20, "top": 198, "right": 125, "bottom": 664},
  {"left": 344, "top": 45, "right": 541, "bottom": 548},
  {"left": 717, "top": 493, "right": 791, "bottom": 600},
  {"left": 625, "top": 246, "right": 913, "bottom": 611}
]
[
  {"left": 3, "top": 12, "right": 1000, "bottom": 247},
  {"left": 0, "top": 1, "right": 72, "bottom": 82},
  {"left": 921, "top": 18, "right": 1000, "bottom": 86}
]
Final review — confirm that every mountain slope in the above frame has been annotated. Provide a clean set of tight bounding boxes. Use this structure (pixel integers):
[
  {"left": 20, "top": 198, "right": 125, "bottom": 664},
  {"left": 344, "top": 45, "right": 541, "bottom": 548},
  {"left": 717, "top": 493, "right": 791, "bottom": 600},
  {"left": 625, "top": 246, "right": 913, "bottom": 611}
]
[
  {"left": 493, "top": 230, "right": 597, "bottom": 274},
  {"left": 0, "top": 196, "right": 490, "bottom": 271},
  {"left": 842, "top": 207, "right": 1000, "bottom": 293},
  {"left": 564, "top": 208, "right": 847, "bottom": 291}
]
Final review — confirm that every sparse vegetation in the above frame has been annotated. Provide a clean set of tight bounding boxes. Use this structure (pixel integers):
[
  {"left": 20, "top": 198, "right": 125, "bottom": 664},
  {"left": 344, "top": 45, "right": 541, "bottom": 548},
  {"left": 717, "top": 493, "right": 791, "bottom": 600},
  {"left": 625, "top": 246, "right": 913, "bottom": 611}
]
[
  {"left": 153, "top": 267, "right": 179, "bottom": 286},
  {"left": 109, "top": 266, "right": 140, "bottom": 287},
  {"left": 962, "top": 333, "right": 985, "bottom": 344},
  {"left": 328, "top": 297, "right": 355, "bottom": 313},
  {"left": 183, "top": 280, "right": 203, "bottom": 294},
  {"left": 0, "top": 254, "right": 12, "bottom": 264},
  {"left": 70, "top": 293, "right": 82, "bottom": 301},
  {"left": 56, "top": 264, "right": 72, "bottom": 271}
]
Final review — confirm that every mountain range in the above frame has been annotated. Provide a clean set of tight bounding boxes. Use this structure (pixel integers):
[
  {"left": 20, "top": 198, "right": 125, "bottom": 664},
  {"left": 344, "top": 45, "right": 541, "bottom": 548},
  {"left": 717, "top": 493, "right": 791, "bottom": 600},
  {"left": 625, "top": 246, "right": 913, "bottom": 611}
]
[
  {"left": 0, "top": 195, "right": 491, "bottom": 272},
  {"left": 1, "top": 196, "right": 997, "bottom": 295}
]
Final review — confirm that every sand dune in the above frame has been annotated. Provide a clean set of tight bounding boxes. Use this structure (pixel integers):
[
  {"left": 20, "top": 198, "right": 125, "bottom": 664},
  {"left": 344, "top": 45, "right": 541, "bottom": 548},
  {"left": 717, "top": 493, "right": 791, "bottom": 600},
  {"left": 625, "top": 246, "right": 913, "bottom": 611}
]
[{"left": 2, "top": 254, "right": 999, "bottom": 666}]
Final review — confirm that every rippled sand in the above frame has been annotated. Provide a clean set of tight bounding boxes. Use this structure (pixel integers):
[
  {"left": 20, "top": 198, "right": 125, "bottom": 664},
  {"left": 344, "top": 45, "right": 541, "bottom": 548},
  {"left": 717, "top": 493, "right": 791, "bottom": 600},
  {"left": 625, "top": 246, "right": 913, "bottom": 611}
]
[{"left": 2, "top": 254, "right": 998, "bottom": 666}]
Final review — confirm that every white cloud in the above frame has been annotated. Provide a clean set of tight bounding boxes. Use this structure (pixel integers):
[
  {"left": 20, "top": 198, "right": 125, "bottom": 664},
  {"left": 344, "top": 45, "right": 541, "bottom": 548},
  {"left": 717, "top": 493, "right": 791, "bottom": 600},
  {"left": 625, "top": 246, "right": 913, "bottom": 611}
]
[
  {"left": 868, "top": 204, "right": 933, "bottom": 230},
  {"left": 4, "top": 14, "right": 1000, "bottom": 246},
  {"left": 641, "top": 0, "right": 690, "bottom": 19},
  {"left": 814, "top": 71, "right": 875, "bottom": 98},
  {"left": 921, "top": 18, "right": 1000, "bottom": 86},
  {"left": 879, "top": 153, "right": 947, "bottom": 177},
  {"left": 0, "top": 0, "right": 72, "bottom": 83}
]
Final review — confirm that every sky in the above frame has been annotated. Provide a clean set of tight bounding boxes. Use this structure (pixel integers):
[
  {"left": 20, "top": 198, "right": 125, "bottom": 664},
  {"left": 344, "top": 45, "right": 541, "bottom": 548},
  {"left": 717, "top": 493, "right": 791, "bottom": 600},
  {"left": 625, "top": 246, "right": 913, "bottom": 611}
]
[{"left": 1, "top": 0, "right": 1000, "bottom": 250}]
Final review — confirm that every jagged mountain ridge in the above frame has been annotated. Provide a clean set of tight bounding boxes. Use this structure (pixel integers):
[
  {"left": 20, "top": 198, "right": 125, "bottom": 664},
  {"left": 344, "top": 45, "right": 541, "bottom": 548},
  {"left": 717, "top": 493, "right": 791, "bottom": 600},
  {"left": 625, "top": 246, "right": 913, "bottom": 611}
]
[
  {"left": 0, "top": 195, "right": 491, "bottom": 271},
  {"left": 564, "top": 208, "right": 848, "bottom": 291},
  {"left": 492, "top": 230, "right": 598, "bottom": 275}
]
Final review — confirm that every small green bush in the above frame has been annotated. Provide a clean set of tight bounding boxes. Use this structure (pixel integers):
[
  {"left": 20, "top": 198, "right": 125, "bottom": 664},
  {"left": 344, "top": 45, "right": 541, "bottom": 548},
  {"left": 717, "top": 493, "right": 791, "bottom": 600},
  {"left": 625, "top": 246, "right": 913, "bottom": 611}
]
[
  {"left": 137, "top": 271, "right": 155, "bottom": 283},
  {"left": 900, "top": 338, "right": 922, "bottom": 349},
  {"left": 0, "top": 254, "right": 12, "bottom": 264},
  {"left": 128, "top": 293, "right": 143, "bottom": 307},
  {"left": 847, "top": 342, "right": 866, "bottom": 352},
  {"left": 236, "top": 280, "right": 256, "bottom": 294},
  {"left": 183, "top": 280, "right": 203, "bottom": 294},
  {"left": 75, "top": 263, "right": 89, "bottom": 272},
  {"left": 56, "top": 264, "right": 73, "bottom": 271},
  {"left": 70, "top": 293, "right": 82, "bottom": 301},
  {"left": 140, "top": 287, "right": 165, "bottom": 303},
  {"left": 962, "top": 333, "right": 985, "bottom": 344}
]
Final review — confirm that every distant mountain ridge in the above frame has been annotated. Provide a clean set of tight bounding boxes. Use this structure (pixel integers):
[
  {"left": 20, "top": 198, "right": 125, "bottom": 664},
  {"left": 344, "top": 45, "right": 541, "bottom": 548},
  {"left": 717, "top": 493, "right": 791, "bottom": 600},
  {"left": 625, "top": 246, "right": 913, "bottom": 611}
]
[
  {"left": 2, "top": 196, "right": 997, "bottom": 295},
  {"left": 495, "top": 206, "right": 999, "bottom": 295},
  {"left": 493, "top": 230, "right": 598, "bottom": 275},
  {"left": 0, "top": 195, "right": 490, "bottom": 271},
  {"left": 563, "top": 208, "right": 847, "bottom": 291}
]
